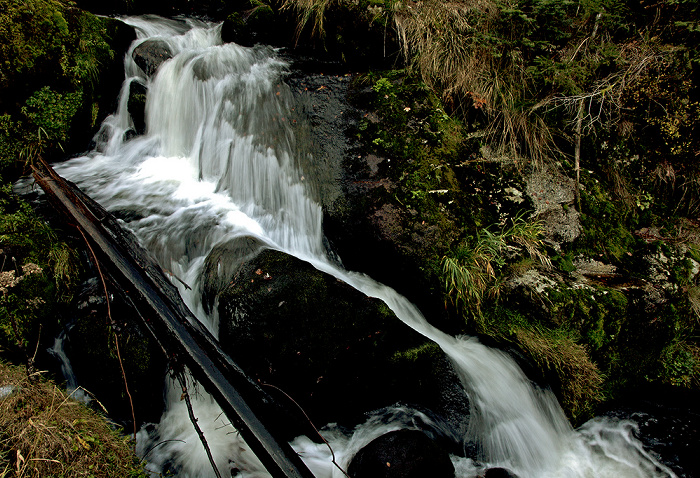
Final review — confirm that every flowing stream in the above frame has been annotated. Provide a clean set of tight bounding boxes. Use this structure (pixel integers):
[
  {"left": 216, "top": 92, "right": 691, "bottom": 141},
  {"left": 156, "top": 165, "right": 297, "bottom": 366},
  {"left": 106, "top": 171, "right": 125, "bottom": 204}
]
[{"left": 55, "top": 16, "right": 676, "bottom": 478}]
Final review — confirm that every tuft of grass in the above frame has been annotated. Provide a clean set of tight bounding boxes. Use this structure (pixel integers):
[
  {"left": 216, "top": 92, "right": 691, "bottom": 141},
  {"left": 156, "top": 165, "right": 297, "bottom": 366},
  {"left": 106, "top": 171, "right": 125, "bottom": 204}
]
[
  {"left": 515, "top": 327, "right": 603, "bottom": 422},
  {"left": 689, "top": 285, "right": 700, "bottom": 324},
  {"left": 0, "top": 361, "right": 147, "bottom": 478},
  {"left": 441, "top": 213, "right": 550, "bottom": 322},
  {"left": 48, "top": 242, "right": 79, "bottom": 293},
  {"left": 282, "top": 0, "right": 338, "bottom": 40}
]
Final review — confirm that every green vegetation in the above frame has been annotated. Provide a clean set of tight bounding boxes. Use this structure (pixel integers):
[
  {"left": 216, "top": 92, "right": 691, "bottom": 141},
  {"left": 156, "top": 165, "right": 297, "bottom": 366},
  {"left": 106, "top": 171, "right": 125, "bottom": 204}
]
[
  {"left": 0, "top": 183, "right": 78, "bottom": 358},
  {"left": 284, "top": 0, "right": 700, "bottom": 419},
  {"left": 0, "top": 0, "right": 697, "bottom": 448},
  {"left": 516, "top": 326, "right": 603, "bottom": 422},
  {"left": 353, "top": 70, "right": 463, "bottom": 217},
  {"left": 0, "top": 2, "right": 148, "bottom": 473},
  {"left": 441, "top": 213, "right": 550, "bottom": 321},
  {"left": 0, "top": 0, "right": 115, "bottom": 176},
  {"left": 0, "top": 0, "right": 120, "bottom": 355}
]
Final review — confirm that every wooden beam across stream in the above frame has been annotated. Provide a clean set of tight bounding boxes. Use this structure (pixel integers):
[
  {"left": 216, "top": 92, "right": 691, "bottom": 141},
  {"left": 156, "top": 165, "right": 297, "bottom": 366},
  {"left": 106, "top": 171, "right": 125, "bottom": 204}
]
[{"left": 32, "top": 159, "right": 318, "bottom": 478}]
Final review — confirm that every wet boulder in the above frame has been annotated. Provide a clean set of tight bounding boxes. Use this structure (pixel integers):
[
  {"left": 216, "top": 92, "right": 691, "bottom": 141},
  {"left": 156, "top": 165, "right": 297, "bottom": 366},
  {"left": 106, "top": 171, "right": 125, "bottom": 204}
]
[
  {"left": 215, "top": 248, "right": 469, "bottom": 428},
  {"left": 348, "top": 429, "right": 455, "bottom": 478},
  {"left": 201, "top": 235, "right": 267, "bottom": 314},
  {"left": 127, "top": 80, "right": 148, "bottom": 136},
  {"left": 133, "top": 39, "right": 173, "bottom": 77},
  {"left": 322, "top": 175, "right": 458, "bottom": 329}
]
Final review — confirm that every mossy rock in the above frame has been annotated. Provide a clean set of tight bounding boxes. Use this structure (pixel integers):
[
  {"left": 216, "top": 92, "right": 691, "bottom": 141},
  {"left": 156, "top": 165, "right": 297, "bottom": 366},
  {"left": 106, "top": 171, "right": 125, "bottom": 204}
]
[
  {"left": 0, "top": 4, "right": 135, "bottom": 175},
  {"left": 217, "top": 248, "right": 468, "bottom": 427},
  {"left": 323, "top": 156, "right": 458, "bottom": 328},
  {"left": 201, "top": 235, "right": 266, "bottom": 314}
]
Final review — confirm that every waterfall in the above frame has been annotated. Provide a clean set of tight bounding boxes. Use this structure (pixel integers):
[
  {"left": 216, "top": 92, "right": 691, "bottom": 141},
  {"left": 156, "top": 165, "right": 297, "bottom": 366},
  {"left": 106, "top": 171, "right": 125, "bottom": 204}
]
[{"left": 55, "top": 16, "right": 676, "bottom": 478}]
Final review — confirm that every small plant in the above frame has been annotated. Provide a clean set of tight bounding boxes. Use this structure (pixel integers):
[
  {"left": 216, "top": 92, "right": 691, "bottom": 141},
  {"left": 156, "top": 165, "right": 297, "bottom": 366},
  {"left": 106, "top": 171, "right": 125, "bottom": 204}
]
[
  {"left": 441, "top": 213, "right": 549, "bottom": 323},
  {"left": 283, "top": 0, "right": 337, "bottom": 39},
  {"left": 659, "top": 340, "right": 699, "bottom": 388}
]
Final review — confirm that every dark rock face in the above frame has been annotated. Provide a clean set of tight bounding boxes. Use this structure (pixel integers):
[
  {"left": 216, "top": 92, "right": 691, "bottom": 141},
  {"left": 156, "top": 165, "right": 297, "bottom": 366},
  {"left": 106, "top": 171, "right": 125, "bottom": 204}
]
[
  {"left": 64, "top": 277, "right": 167, "bottom": 428},
  {"left": 75, "top": 0, "right": 230, "bottom": 20},
  {"left": 220, "top": 7, "right": 291, "bottom": 48},
  {"left": 126, "top": 80, "right": 147, "bottom": 136},
  {"left": 71, "top": 17, "right": 137, "bottom": 152},
  {"left": 132, "top": 39, "right": 173, "bottom": 77},
  {"left": 603, "top": 388, "right": 700, "bottom": 478},
  {"left": 215, "top": 248, "right": 469, "bottom": 428},
  {"left": 484, "top": 467, "right": 518, "bottom": 478},
  {"left": 284, "top": 72, "right": 455, "bottom": 329},
  {"left": 348, "top": 429, "right": 455, "bottom": 478}
]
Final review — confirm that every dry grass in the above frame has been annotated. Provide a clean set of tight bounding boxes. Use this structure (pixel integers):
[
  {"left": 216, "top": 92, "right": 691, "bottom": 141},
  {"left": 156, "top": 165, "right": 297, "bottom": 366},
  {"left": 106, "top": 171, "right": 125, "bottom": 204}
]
[
  {"left": 282, "top": 0, "right": 338, "bottom": 39},
  {"left": 516, "top": 328, "right": 603, "bottom": 421},
  {"left": 0, "top": 361, "right": 145, "bottom": 478},
  {"left": 392, "top": 0, "right": 556, "bottom": 164},
  {"left": 689, "top": 286, "right": 700, "bottom": 323}
]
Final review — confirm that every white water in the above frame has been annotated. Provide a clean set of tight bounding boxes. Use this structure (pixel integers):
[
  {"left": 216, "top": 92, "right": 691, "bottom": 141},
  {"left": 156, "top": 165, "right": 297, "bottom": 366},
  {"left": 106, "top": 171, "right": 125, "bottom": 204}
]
[
  {"left": 55, "top": 16, "right": 676, "bottom": 478},
  {"left": 47, "top": 326, "right": 91, "bottom": 404}
]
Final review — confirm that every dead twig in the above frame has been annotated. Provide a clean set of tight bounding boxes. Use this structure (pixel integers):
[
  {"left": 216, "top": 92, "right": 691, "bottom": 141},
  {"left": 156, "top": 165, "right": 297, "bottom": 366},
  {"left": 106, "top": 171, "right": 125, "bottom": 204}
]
[{"left": 175, "top": 371, "right": 223, "bottom": 478}]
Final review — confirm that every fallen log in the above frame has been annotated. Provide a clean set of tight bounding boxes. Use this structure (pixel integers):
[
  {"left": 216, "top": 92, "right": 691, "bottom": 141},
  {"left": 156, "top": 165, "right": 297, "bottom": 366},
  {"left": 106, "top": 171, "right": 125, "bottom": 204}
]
[{"left": 32, "top": 159, "right": 317, "bottom": 478}]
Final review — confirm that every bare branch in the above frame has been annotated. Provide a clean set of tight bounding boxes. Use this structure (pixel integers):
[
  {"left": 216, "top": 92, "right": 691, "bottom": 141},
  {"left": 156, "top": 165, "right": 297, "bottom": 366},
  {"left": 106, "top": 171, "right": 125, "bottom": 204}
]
[{"left": 176, "top": 372, "right": 223, "bottom": 478}]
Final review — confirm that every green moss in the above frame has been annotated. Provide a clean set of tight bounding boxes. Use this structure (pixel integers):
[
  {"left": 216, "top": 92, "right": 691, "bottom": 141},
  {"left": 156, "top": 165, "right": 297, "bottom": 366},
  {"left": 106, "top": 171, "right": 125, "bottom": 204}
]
[
  {"left": 474, "top": 305, "right": 603, "bottom": 421},
  {"left": 577, "top": 179, "right": 636, "bottom": 261},
  {"left": 21, "top": 86, "right": 83, "bottom": 144},
  {"left": 658, "top": 340, "right": 699, "bottom": 387},
  {"left": 516, "top": 326, "right": 603, "bottom": 422},
  {"left": 1, "top": 1, "right": 117, "bottom": 176},
  {"left": 0, "top": 272, "right": 57, "bottom": 353},
  {"left": 357, "top": 72, "right": 463, "bottom": 168},
  {"left": 552, "top": 253, "right": 576, "bottom": 273},
  {"left": 392, "top": 341, "right": 441, "bottom": 363},
  {"left": 547, "top": 286, "right": 627, "bottom": 351},
  {"left": 0, "top": 182, "right": 79, "bottom": 362}
]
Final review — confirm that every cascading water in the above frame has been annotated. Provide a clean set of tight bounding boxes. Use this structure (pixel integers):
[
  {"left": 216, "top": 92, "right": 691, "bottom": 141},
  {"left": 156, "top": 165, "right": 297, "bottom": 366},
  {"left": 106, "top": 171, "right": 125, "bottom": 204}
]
[
  {"left": 48, "top": 325, "right": 91, "bottom": 404},
  {"left": 55, "top": 16, "right": 676, "bottom": 478}
]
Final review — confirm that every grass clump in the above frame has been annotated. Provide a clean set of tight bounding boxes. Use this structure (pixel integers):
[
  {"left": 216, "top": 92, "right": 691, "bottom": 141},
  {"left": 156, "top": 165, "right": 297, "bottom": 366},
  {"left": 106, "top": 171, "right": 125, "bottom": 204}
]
[
  {"left": 515, "top": 327, "right": 603, "bottom": 422},
  {"left": 0, "top": 361, "right": 147, "bottom": 478},
  {"left": 441, "top": 213, "right": 550, "bottom": 322}
]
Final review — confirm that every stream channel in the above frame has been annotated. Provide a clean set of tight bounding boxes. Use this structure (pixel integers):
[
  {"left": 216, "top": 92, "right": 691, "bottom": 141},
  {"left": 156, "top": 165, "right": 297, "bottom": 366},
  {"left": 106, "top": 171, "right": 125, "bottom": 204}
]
[{"left": 51, "top": 15, "right": 678, "bottom": 478}]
